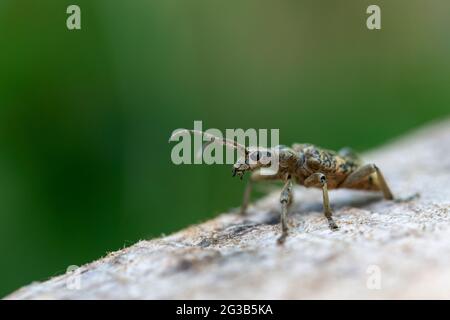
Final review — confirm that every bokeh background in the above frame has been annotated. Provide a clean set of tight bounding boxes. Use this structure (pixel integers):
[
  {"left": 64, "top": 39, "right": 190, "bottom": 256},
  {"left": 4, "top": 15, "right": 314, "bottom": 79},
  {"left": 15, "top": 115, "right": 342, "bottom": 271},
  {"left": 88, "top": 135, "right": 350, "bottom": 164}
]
[{"left": 0, "top": 0, "right": 449, "bottom": 296}]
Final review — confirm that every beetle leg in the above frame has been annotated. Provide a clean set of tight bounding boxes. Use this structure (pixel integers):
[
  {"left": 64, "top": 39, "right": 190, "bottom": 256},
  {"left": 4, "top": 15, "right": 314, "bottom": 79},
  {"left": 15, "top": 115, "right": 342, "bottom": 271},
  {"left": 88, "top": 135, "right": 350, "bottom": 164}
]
[
  {"left": 341, "top": 164, "right": 393, "bottom": 200},
  {"left": 304, "top": 173, "right": 339, "bottom": 230},
  {"left": 240, "top": 171, "right": 280, "bottom": 215},
  {"left": 338, "top": 147, "right": 360, "bottom": 162},
  {"left": 239, "top": 180, "right": 253, "bottom": 215},
  {"left": 277, "top": 176, "right": 293, "bottom": 245}
]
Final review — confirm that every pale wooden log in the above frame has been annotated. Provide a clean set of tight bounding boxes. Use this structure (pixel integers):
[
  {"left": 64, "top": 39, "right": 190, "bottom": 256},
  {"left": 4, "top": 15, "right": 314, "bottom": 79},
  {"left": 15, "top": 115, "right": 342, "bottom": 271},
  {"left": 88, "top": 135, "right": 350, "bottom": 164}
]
[{"left": 5, "top": 119, "right": 450, "bottom": 299}]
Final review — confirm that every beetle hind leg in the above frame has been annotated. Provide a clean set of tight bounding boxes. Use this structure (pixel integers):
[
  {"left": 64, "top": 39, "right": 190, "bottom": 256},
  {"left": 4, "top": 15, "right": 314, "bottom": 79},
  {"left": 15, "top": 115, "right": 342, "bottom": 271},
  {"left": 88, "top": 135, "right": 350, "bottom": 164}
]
[
  {"left": 394, "top": 193, "right": 420, "bottom": 203},
  {"left": 338, "top": 147, "right": 360, "bottom": 162},
  {"left": 341, "top": 164, "right": 393, "bottom": 200}
]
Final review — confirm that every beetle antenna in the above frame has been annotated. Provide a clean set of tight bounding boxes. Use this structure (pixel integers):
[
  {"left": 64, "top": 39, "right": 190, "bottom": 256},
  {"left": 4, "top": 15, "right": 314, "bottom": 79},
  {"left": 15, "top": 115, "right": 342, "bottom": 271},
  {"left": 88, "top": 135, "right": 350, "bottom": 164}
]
[{"left": 169, "top": 129, "right": 248, "bottom": 155}]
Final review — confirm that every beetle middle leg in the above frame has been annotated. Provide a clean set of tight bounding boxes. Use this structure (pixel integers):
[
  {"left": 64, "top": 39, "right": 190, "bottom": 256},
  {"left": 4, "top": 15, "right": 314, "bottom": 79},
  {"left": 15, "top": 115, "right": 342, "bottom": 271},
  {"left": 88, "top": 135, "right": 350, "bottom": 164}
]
[{"left": 304, "top": 173, "right": 339, "bottom": 230}]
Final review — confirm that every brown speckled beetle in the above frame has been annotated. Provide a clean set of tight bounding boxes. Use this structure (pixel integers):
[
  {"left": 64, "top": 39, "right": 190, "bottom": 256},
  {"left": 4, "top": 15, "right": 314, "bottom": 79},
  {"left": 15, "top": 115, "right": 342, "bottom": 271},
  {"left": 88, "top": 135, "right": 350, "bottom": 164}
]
[{"left": 170, "top": 130, "right": 413, "bottom": 245}]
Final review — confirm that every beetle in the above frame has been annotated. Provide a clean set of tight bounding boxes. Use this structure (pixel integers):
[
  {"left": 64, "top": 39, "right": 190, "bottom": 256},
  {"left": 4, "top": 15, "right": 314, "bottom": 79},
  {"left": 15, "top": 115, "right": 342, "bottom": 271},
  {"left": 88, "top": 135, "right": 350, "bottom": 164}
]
[{"left": 170, "top": 129, "right": 413, "bottom": 244}]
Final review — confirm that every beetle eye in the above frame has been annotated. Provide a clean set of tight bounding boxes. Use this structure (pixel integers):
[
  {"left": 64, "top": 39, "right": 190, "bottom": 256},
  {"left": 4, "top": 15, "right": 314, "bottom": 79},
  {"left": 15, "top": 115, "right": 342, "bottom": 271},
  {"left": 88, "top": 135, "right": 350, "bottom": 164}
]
[
  {"left": 250, "top": 151, "right": 271, "bottom": 162},
  {"left": 250, "top": 151, "right": 261, "bottom": 162}
]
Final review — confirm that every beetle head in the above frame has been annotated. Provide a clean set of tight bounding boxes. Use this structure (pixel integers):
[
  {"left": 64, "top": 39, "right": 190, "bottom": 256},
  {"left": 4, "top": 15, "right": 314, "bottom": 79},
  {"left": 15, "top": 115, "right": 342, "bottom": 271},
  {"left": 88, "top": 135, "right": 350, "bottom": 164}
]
[{"left": 232, "top": 147, "right": 273, "bottom": 179}]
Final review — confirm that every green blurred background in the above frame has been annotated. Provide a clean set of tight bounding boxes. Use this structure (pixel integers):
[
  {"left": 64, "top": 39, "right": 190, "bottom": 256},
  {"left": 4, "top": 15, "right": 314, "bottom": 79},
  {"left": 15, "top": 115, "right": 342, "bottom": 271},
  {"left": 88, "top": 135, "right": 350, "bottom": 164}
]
[{"left": 0, "top": 0, "right": 449, "bottom": 296}]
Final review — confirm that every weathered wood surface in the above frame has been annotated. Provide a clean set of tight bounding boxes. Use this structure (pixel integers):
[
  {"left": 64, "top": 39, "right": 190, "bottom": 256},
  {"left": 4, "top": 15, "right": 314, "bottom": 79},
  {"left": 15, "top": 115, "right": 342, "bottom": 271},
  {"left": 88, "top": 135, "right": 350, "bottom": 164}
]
[{"left": 5, "top": 119, "right": 450, "bottom": 299}]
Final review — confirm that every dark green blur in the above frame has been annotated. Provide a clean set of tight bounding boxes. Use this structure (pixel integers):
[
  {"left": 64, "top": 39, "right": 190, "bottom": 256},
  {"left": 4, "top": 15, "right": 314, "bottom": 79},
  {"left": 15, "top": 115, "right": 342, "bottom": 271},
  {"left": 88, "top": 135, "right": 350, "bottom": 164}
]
[{"left": 0, "top": 0, "right": 449, "bottom": 296}]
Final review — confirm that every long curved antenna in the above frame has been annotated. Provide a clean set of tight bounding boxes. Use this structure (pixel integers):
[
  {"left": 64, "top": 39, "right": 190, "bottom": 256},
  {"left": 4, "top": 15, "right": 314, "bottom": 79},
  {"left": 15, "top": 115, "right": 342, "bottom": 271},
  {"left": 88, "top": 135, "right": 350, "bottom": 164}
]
[{"left": 169, "top": 129, "right": 248, "bottom": 155}]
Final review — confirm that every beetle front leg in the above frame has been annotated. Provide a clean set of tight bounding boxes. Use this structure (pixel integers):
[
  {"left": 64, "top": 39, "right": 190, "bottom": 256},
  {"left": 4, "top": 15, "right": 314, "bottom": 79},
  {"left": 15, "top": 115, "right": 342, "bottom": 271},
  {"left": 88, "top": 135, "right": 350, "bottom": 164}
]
[
  {"left": 240, "top": 171, "right": 280, "bottom": 215},
  {"left": 277, "top": 176, "right": 293, "bottom": 245},
  {"left": 240, "top": 179, "right": 253, "bottom": 215},
  {"left": 304, "top": 173, "right": 339, "bottom": 231}
]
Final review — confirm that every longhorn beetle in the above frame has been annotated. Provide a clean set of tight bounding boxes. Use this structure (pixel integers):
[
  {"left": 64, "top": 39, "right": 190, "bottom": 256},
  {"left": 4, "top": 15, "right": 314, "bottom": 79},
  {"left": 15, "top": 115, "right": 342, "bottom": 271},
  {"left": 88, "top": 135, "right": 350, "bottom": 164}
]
[{"left": 170, "top": 130, "right": 413, "bottom": 245}]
